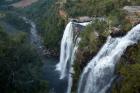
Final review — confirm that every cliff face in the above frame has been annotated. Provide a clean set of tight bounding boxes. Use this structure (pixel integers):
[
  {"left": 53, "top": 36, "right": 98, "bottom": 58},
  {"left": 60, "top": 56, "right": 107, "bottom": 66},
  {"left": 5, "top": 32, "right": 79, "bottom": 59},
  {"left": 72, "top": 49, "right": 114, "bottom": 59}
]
[
  {"left": 72, "top": 20, "right": 109, "bottom": 92},
  {"left": 18, "top": 0, "right": 140, "bottom": 92},
  {"left": 111, "top": 43, "right": 140, "bottom": 93},
  {"left": 70, "top": 4, "right": 140, "bottom": 93},
  {"left": 2, "top": 0, "right": 140, "bottom": 92},
  {"left": 113, "top": 8, "right": 140, "bottom": 93}
]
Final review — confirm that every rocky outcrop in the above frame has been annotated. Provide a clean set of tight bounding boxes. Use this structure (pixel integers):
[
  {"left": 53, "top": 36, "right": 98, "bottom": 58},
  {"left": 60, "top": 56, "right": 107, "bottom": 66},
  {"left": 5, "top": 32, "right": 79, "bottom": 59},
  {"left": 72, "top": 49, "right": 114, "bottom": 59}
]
[
  {"left": 110, "top": 27, "right": 126, "bottom": 37},
  {"left": 43, "top": 49, "right": 59, "bottom": 57},
  {"left": 77, "top": 16, "right": 92, "bottom": 22},
  {"left": 123, "top": 6, "right": 140, "bottom": 15},
  {"left": 123, "top": 6, "right": 140, "bottom": 25},
  {"left": 69, "top": 16, "right": 92, "bottom": 23},
  {"left": 59, "top": 10, "right": 68, "bottom": 19}
]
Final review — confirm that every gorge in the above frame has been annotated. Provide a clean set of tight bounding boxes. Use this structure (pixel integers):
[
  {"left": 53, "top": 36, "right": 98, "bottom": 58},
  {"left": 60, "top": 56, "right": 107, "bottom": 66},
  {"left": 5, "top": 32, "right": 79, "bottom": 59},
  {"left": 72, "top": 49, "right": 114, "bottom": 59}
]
[
  {"left": 22, "top": 17, "right": 67, "bottom": 93},
  {"left": 0, "top": 0, "right": 140, "bottom": 93}
]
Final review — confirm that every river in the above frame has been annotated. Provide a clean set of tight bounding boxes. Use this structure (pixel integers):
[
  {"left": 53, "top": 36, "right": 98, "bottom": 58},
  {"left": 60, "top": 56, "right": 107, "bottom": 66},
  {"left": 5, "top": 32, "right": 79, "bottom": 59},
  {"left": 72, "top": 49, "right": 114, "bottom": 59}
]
[{"left": 23, "top": 17, "right": 67, "bottom": 93}]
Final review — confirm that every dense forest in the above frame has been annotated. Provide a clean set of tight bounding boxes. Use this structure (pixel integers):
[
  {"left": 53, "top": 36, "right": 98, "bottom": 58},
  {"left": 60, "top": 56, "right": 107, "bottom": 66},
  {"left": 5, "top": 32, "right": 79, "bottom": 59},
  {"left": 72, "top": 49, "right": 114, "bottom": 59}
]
[
  {"left": 0, "top": 26, "right": 48, "bottom": 93},
  {"left": 0, "top": 0, "right": 140, "bottom": 93}
]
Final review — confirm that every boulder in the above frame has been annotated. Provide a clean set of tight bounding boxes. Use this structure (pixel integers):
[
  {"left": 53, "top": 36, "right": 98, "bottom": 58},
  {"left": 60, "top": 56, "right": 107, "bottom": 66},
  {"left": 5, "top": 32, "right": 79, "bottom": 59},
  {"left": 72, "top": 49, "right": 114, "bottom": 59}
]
[
  {"left": 78, "top": 16, "right": 92, "bottom": 22},
  {"left": 123, "top": 6, "right": 140, "bottom": 25},
  {"left": 123, "top": 6, "right": 140, "bottom": 16},
  {"left": 110, "top": 27, "right": 126, "bottom": 37},
  {"left": 69, "top": 16, "right": 92, "bottom": 23}
]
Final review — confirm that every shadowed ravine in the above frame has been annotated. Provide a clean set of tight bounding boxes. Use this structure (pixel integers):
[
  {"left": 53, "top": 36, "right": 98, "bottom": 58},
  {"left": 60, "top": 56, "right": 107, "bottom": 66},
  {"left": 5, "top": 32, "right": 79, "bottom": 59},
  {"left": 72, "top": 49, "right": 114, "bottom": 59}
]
[
  {"left": 22, "top": 17, "right": 67, "bottom": 93},
  {"left": 22, "top": 17, "right": 140, "bottom": 93}
]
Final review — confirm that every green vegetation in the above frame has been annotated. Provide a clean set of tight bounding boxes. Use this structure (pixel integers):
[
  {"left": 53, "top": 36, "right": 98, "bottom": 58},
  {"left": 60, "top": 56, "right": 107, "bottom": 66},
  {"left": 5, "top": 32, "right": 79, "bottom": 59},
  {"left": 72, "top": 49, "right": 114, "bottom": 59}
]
[
  {"left": 17, "top": 0, "right": 140, "bottom": 92},
  {"left": 72, "top": 20, "right": 109, "bottom": 92},
  {"left": 38, "top": 5, "right": 65, "bottom": 52},
  {"left": 18, "top": 0, "right": 66, "bottom": 54},
  {"left": 23, "top": 0, "right": 138, "bottom": 54},
  {"left": 112, "top": 44, "right": 140, "bottom": 93},
  {"left": 79, "top": 20, "right": 109, "bottom": 52},
  {"left": 64, "top": 0, "right": 140, "bottom": 17},
  {"left": 64, "top": 0, "right": 136, "bottom": 31},
  {"left": 1, "top": 0, "right": 140, "bottom": 92},
  {"left": 21, "top": 0, "right": 54, "bottom": 20},
  {"left": 63, "top": 0, "right": 140, "bottom": 92},
  {"left": 0, "top": 26, "right": 48, "bottom": 93},
  {"left": 2, "top": 12, "right": 30, "bottom": 31}
]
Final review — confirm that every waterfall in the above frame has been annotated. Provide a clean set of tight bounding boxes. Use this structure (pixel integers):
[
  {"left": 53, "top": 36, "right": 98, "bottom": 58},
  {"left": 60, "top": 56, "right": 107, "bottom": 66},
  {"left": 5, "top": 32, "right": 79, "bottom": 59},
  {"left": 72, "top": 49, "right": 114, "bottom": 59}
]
[
  {"left": 66, "top": 37, "right": 81, "bottom": 93},
  {"left": 78, "top": 24, "right": 140, "bottom": 93},
  {"left": 56, "top": 22, "right": 74, "bottom": 79},
  {"left": 56, "top": 21, "right": 90, "bottom": 93},
  {"left": 56, "top": 21, "right": 90, "bottom": 79}
]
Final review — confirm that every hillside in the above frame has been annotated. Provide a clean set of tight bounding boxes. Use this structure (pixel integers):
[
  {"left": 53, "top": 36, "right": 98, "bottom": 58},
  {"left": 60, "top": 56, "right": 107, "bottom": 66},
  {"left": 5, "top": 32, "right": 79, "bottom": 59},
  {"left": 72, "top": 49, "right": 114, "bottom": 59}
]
[{"left": 0, "top": 0, "right": 140, "bottom": 93}]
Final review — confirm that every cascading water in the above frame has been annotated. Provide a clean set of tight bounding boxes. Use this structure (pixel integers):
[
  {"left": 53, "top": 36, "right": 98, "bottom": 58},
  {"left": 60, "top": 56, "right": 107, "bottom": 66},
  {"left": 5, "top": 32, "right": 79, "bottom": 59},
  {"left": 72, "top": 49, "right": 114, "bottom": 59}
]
[
  {"left": 56, "top": 21, "right": 90, "bottom": 93},
  {"left": 66, "top": 37, "right": 81, "bottom": 93},
  {"left": 56, "top": 21, "right": 91, "bottom": 79},
  {"left": 78, "top": 24, "right": 140, "bottom": 93},
  {"left": 56, "top": 22, "right": 74, "bottom": 79},
  {"left": 22, "top": 17, "right": 45, "bottom": 54},
  {"left": 23, "top": 17, "right": 40, "bottom": 44}
]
